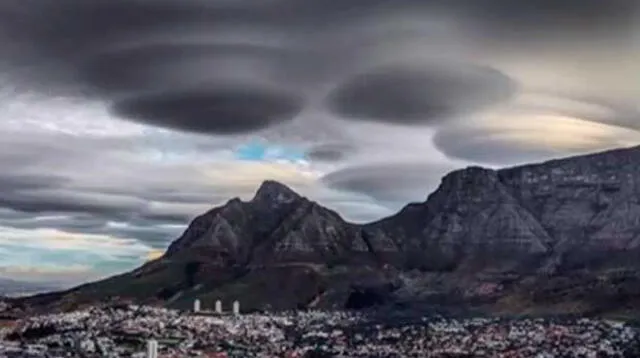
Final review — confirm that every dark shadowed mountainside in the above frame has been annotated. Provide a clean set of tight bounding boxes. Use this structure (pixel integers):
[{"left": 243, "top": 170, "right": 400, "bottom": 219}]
[{"left": 13, "top": 146, "right": 640, "bottom": 317}]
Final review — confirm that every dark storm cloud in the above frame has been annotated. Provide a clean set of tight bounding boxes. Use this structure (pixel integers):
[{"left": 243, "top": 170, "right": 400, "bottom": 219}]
[
  {"left": 0, "top": 0, "right": 317, "bottom": 133},
  {"left": 321, "top": 0, "right": 639, "bottom": 43},
  {"left": 79, "top": 43, "right": 302, "bottom": 97},
  {"left": 0, "top": 0, "right": 298, "bottom": 59},
  {"left": 112, "top": 87, "right": 304, "bottom": 135},
  {"left": 2, "top": 0, "right": 635, "bottom": 66},
  {"left": 326, "top": 64, "right": 516, "bottom": 125},
  {"left": 306, "top": 143, "right": 356, "bottom": 162},
  {"left": 321, "top": 162, "right": 455, "bottom": 204},
  {"left": 451, "top": 0, "right": 639, "bottom": 45},
  {"left": 0, "top": 0, "right": 636, "bottom": 135}
]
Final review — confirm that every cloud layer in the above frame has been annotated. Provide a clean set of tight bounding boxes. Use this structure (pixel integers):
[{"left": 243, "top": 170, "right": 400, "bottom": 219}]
[
  {"left": 1, "top": 0, "right": 636, "bottom": 135},
  {"left": 322, "top": 162, "right": 456, "bottom": 206},
  {"left": 432, "top": 92, "right": 640, "bottom": 165},
  {"left": 0, "top": 0, "right": 637, "bottom": 282},
  {"left": 112, "top": 86, "right": 304, "bottom": 134},
  {"left": 326, "top": 63, "right": 515, "bottom": 125}
]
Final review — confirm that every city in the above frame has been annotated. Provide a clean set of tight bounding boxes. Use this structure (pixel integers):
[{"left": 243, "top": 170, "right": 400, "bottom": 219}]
[{"left": 1, "top": 299, "right": 640, "bottom": 357}]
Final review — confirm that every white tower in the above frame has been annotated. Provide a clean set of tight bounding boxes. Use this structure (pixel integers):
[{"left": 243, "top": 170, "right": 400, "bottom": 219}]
[
  {"left": 193, "top": 299, "right": 201, "bottom": 313},
  {"left": 232, "top": 300, "right": 240, "bottom": 315},
  {"left": 214, "top": 300, "right": 222, "bottom": 314},
  {"left": 146, "top": 339, "right": 158, "bottom": 358}
]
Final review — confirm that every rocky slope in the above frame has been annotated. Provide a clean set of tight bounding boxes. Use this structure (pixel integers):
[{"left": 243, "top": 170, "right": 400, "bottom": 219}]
[{"left": 15, "top": 146, "right": 640, "bottom": 316}]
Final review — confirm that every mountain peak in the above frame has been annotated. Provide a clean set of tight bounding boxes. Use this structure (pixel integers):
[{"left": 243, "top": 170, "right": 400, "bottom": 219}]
[{"left": 252, "top": 180, "right": 301, "bottom": 204}]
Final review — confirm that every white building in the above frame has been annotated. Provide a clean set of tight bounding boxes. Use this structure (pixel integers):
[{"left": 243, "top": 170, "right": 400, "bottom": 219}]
[
  {"left": 232, "top": 300, "right": 240, "bottom": 315},
  {"left": 193, "top": 299, "right": 201, "bottom": 313},
  {"left": 146, "top": 339, "right": 158, "bottom": 358},
  {"left": 215, "top": 300, "right": 222, "bottom": 314}
]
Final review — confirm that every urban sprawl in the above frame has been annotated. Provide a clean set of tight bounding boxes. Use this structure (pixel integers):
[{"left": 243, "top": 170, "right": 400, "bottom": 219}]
[{"left": 1, "top": 300, "right": 640, "bottom": 357}]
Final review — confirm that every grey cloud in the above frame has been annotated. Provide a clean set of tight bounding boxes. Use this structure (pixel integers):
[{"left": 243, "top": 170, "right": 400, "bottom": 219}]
[
  {"left": 0, "top": 186, "right": 195, "bottom": 248},
  {"left": 254, "top": 117, "right": 351, "bottom": 146},
  {"left": 0, "top": 189, "right": 146, "bottom": 217},
  {"left": 107, "top": 226, "right": 182, "bottom": 249},
  {"left": 0, "top": 131, "right": 232, "bottom": 249},
  {"left": 112, "top": 86, "right": 304, "bottom": 135},
  {"left": 0, "top": 0, "right": 298, "bottom": 60},
  {"left": 524, "top": 91, "right": 640, "bottom": 132},
  {"left": 329, "top": 203, "right": 393, "bottom": 224},
  {"left": 80, "top": 43, "right": 303, "bottom": 97},
  {"left": 452, "top": 0, "right": 639, "bottom": 45},
  {"left": 135, "top": 191, "right": 226, "bottom": 206},
  {"left": 432, "top": 93, "right": 640, "bottom": 165},
  {"left": 136, "top": 212, "right": 194, "bottom": 225},
  {"left": 321, "top": 162, "right": 455, "bottom": 205},
  {"left": 0, "top": 174, "right": 213, "bottom": 227},
  {"left": 0, "top": 208, "right": 43, "bottom": 221},
  {"left": 2, "top": 0, "right": 636, "bottom": 66},
  {"left": 432, "top": 124, "right": 640, "bottom": 166},
  {"left": 321, "top": 0, "right": 639, "bottom": 45},
  {"left": 432, "top": 126, "right": 566, "bottom": 166},
  {"left": 326, "top": 64, "right": 516, "bottom": 125},
  {"left": 306, "top": 143, "right": 356, "bottom": 162},
  {"left": 0, "top": 133, "right": 136, "bottom": 170},
  {"left": 0, "top": 213, "right": 107, "bottom": 232},
  {"left": 0, "top": 174, "right": 68, "bottom": 191},
  {"left": 0, "top": 212, "right": 180, "bottom": 249},
  {"left": 0, "top": 134, "right": 139, "bottom": 217}
]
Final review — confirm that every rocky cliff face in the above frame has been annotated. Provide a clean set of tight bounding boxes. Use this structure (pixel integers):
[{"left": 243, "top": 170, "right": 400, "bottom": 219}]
[
  {"left": 164, "top": 180, "right": 371, "bottom": 267},
  {"left": 18, "top": 146, "right": 640, "bottom": 316},
  {"left": 498, "top": 148, "right": 640, "bottom": 274},
  {"left": 365, "top": 167, "right": 552, "bottom": 273},
  {"left": 367, "top": 147, "right": 640, "bottom": 274}
]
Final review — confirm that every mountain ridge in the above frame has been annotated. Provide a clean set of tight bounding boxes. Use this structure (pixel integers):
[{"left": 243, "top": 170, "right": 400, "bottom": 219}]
[{"left": 12, "top": 144, "right": 640, "bottom": 316}]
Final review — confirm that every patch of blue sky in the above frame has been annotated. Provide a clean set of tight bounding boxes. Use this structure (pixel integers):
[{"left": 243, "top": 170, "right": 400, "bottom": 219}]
[{"left": 234, "top": 141, "right": 305, "bottom": 163}]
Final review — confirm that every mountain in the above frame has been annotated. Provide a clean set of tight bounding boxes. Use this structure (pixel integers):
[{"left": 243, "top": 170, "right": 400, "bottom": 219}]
[{"left": 13, "top": 146, "right": 640, "bottom": 317}]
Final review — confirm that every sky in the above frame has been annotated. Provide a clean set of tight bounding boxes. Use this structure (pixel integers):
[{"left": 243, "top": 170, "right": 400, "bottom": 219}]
[{"left": 0, "top": 0, "right": 638, "bottom": 285}]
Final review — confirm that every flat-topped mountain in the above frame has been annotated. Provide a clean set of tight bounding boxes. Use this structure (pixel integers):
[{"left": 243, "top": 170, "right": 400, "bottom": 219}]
[{"left": 15, "top": 146, "right": 640, "bottom": 317}]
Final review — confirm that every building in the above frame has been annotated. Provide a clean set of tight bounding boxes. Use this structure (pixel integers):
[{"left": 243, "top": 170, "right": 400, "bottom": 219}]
[{"left": 146, "top": 339, "right": 158, "bottom": 358}]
